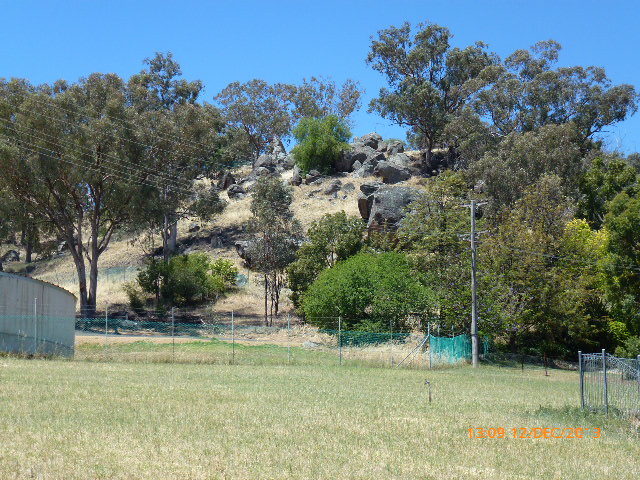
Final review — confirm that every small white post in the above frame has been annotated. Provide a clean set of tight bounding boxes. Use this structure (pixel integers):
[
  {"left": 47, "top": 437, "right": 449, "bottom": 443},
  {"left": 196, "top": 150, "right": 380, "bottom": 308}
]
[{"left": 231, "top": 310, "right": 235, "bottom": 365}]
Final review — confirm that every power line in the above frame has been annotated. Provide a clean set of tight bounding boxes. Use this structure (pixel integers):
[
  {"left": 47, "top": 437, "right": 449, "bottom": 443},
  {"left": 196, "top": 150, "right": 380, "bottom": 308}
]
[
  {"left": 0, "top": 133, "right": 194, "bottom": 196},
  {"left": 1, "top": 97, "right": 220, "bottom": 167},
  {"left": 0, "top": 118, "right": 195, "bottom": 191}
]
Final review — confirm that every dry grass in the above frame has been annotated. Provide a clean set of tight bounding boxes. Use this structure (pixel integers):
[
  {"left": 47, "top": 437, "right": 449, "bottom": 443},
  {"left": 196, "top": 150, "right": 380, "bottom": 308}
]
[{"left": 0, "top": 358, "right": 637, "bottom": 479}]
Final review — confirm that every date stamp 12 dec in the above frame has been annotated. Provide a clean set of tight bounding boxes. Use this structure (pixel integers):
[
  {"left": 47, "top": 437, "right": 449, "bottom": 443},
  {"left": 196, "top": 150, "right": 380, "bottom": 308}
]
[{"left": 468, "top": 427, "right": 601, "bottom": 439}]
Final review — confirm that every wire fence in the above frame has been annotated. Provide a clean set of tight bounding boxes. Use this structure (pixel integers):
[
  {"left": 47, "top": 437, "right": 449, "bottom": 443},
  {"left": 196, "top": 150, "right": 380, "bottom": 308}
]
[
  {"left": 1, "top": 311, "right": 486, "bottom": 369},
  {"left": 580, "top": 350, "right": 640, "bottom": 417}
]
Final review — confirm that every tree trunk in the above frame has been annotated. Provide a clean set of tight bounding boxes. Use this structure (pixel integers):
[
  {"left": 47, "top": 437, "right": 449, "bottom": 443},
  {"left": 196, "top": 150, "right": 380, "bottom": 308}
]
[
  {"left": 168, "top": 221, "right": 178, "bottom": 254},
  {"left": 25, "top": 240, "right": 33, "bottom": 263},
  {"left": 264, "top": 275, "right": 268, "bottom": 326},
  {"left": 69, "top": 243, "right": 90, "bottom": 318}
]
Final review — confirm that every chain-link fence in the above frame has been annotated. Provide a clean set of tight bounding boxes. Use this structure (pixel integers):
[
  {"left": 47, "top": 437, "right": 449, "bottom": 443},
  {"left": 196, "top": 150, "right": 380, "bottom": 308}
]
[{"left": 580, "top": 350, "right": 640, "bottom": 417}]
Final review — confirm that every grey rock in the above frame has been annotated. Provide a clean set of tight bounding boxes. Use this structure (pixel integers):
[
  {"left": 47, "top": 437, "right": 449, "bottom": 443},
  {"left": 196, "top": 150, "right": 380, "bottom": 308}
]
[
  {"left": 338, "top": 145, "right": 385, "bottom": 173},
  {"left": 351, "top": 160, "right": 362, "bottom": 172},
  {"left": 374, "top": 161, "right": 411, "bottom": 184},
  {"left": 235, "top": 241, "right": 252, "bottom": 267},
  {"left": 282, "top": 154, "right": 295, "bottom": 169},
  {"left": 227, "top": 184, "right": 246, "bottom": 199},
  {"left": 342, "top": 182, "right": 355, "bottom": 193},
  {"left": 188, "top": 223, "right": 200, "bottom": 233},
  {"left": 1, "top": 250, "right": 19, "bottom": 263},
  {"left": 292, "top": 165, "right": 301, "bottom": 177},
  {"left": 388, "top": 153, "right": 411, "bottom": 167},
  {"left": 217, "top": 172, "right": 236, "bottom": 191},
  {"left": 303, "top": 341, "right": 322, "bottom": 349},
  {"left": 353, "top": 160, "right": 377, "bottom": 178},
  {"left": 358, "top": 194, "right": 375, "bottom": 220},
  {"left": 323, "top": 180, "right": 342, "bottom": 195},
  {"left": 367, "top": 187, "right": 422, "bottom": 231},
  {"left": 270, "top": 136, "right": 287, "bottom": 157},
  {"left": 355, "top": 132, "right": 383, "bottom": 150},
  {"left": 253, "top": 166, "right": 271, "bottom": 177},
  {"left": 290, "top": 174, "right": 303, "bottom": 186},
  {"left": 254, "top": 154, "right": 275, "bottom": 169},
  {"left": 304, "top": 170, "right": 322, "bottom": 185},
  {"left": 386, "top": 140, "right": 405, "bottom": 155},
  {"left": 359, "top": 181, "right": 384, "bottom": 196}
]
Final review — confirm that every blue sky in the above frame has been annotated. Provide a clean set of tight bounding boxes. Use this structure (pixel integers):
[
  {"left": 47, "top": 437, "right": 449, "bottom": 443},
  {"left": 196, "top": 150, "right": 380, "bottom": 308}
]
[{"left": 1, "top": 0, "right": 638, "bottom": 153}]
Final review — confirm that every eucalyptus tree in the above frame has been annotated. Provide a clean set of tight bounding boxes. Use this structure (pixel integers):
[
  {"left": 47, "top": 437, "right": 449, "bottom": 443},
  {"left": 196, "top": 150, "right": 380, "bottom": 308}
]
[
  {"left": 0, "top": 74, "right": 155, "bottom": 316},
  {"left": 475, "top": 40, "right": 638, "bottom": 141},
  {"left": 366, "top": 21, "right": 498, "bottom": 164},
  {"left": 128, "top": 52, "right": 227, "bottom": 260}
]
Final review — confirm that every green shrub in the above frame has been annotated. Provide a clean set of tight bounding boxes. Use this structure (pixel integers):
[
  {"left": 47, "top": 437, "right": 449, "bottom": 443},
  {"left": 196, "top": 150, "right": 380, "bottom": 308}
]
[
  {"left": 615, "top": 336, "right": 640, "bottom": 358},
  {"left": 134, "top": 254, "right": 238, "bottom": 307},
  {"left": 291, "top": 115, "right": 351, "bottom": 173},
  {"left": 302, "top": 252, "right": 433, "bottom": 331},
  {"left": 122, "top": 281, "right": 145, "bottom": 315}
]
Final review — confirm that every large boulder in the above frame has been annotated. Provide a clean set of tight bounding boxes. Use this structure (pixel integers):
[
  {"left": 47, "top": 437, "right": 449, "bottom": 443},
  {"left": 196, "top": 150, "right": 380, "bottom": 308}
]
[
  {"left": 323, "top": 179, "right": 342, "bottom": 196},
  {"left": 1, "top": 250, "right": 19, "bottom": 263},
  {"left": 387, "top": 153, "right": 412, "bottom": 167},
  {"left": 227, "top": 184, "right": 246, "bottom": 199},
  {"left": 354, "top": 133, "right": 383, "bottom": 150},
  {"left": 217, "top": 172, "right": 236, "bottom": 191},
  {"left": 235, "top": 241, "right": 252, "bottom": 267},
  {"left": 385, "top": 140, "right": 405, "bottom": 155},
  {"left": 337, "top": 145, "right": 385, "bottom": 173},
  {"left": 304, "top": 170, "right": 323, "bottom": 185},
  {"left": 358, "top": 194, "right": 375, "bottom": 220},
  {"left": 254, "top": 154, "right": 276, "bottom": 170},
  {"left": 270, "top": 136, "right": 287, "bottom": 157},
  {"left": 374, "top": 161, "right": 412, "bottom": 184},
  {"left": 366, "top": 187, "right": 422, "bottom": 231},
  {"left": 359, "top": 181, "right": 384, "bottom": 196}
]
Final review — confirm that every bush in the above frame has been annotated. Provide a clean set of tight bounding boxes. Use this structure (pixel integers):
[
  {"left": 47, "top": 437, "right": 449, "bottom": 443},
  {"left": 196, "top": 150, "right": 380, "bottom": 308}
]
[
  {"left": 122, "top": 281, "right": 145, "bottom": 315},
  {"left": 134, "top": 254, "right": 238, "bottom": 307},
  {"left": 291, "top": 115, "right": 351, "bottom": 173},
  {"left": 302, "top": 252, "right": 433, "bottom": 331},
  {"left": 615, "top": 336, "right": 640, "bottom": 358}
]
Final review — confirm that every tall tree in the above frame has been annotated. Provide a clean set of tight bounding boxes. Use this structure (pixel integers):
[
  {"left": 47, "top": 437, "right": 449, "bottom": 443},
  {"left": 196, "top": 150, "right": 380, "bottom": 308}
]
[
  {"left": 215, "top": 79, "right": 295, "bottom": 164},
  {"left": 291, "top": 76, "right": 362, "bottom": 122},
  {"left": 366, "top": 21, "right": 497, "bottom": 164},
  {"left": 128, "top": 52, "right": 226, "bottom": 260},
  {"left": 0, "top": 74, "right": 155, "bottom": 316},
  {"left": 247, "top": 176, "right": 302, "bottom": 325},
  {"left": 475, "top": 40, "right": 638, "bottom": 141}
]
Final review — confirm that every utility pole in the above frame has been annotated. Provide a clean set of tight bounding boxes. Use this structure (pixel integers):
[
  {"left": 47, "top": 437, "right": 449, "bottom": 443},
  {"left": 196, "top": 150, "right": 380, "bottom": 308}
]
[
  {"left": 462, "top": 200, "right": 486, "bottom": 368},
  {"left": 470, "top": 200, "right": 478, "bottom": 368}
]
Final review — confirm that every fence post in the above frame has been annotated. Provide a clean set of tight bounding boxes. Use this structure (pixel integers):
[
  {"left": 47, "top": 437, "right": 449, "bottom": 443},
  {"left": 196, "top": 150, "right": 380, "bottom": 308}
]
[
  {"left": 171, "top": 307, "right": 175, "bottom": 363},
  {"left": 287, "top": 314, "right": 291, "bottom": 365},
  {"left": 338, "top": 316, "right": 342, "bottom": 367},
  {"left": 602, "top": 349, "right": 608, "bottom": 415},
  {"left": 33, "top": 297, "right": 37, "bottom": 355},
  {"left": 428, "top": 322, "right": 432, "bottom": 370},
  {"left": 104, "top": 303, "right": 108, "bottom": 352},
  {"left": 578, "top": 351, "right": 584, "bottom": 409},
  {"left": 231, "top": 310, "right": 235, "bottom": 365},
  {"left": 637, "top": 355, "right": 640, "bottom": 395}
]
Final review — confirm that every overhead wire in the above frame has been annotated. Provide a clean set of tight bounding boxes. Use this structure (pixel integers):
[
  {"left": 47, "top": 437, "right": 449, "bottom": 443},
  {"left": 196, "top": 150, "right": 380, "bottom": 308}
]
[
  {"left": 1, "top": 96, "right": 220, "bottom": 167},
  {"left": 0, "top": 118, "right": 195, "bottom": 192},
  {"left": 0, "top": 133, "right": 195, "bottom": 196}
]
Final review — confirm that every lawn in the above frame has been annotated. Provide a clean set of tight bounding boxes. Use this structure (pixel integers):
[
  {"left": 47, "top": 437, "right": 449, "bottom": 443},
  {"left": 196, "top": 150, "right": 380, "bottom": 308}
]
[{"left": 0, "top": 353, "right": 638, "bottom": 479}]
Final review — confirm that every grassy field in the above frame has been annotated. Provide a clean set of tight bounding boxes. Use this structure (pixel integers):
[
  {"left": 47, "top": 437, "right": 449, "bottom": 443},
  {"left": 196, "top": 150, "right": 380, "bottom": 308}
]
[{"left": 0, "top": 354, "right": 638, "bottom": 480}]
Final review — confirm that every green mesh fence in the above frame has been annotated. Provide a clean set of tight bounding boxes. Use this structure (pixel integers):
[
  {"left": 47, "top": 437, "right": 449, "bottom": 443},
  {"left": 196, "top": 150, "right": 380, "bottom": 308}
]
[{"left": 427, "top": 334, "right": 491, "bottom": 364}]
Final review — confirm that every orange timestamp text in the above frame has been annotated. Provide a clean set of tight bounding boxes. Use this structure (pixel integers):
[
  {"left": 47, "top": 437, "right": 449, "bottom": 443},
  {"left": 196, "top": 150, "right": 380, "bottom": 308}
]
[{"left": 468, "top": 427, "right": 601, "bottom": 439}]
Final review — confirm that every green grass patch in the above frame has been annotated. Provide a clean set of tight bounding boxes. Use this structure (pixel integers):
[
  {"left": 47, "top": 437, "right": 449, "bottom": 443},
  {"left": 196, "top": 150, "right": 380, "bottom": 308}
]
[{"left": 0, "top": 357, "right": 638, "bottom": 479}]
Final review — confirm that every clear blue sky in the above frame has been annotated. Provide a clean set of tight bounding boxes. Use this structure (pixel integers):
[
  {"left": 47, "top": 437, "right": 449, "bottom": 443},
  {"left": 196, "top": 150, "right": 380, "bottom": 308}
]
[{"left": 1, "top": 0, "right": 638, "bottom": 153}]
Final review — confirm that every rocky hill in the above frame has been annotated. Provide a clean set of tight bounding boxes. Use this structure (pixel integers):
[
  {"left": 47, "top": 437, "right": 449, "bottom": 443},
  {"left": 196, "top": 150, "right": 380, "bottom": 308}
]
[{"left": 0, "top": 133, "right": 430, "bottom": 322}]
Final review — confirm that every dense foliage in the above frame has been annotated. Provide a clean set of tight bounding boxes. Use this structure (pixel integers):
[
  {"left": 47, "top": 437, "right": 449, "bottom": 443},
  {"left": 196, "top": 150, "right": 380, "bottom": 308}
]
[
  {"left": 291, "top": 115, "right": 351, "bottom": 173},
  {"left": 134, "top": 254, "right": 237, "bottom": 307},
  {"left": 302, "top": 252, "right": 433, "bottom": 332}
]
